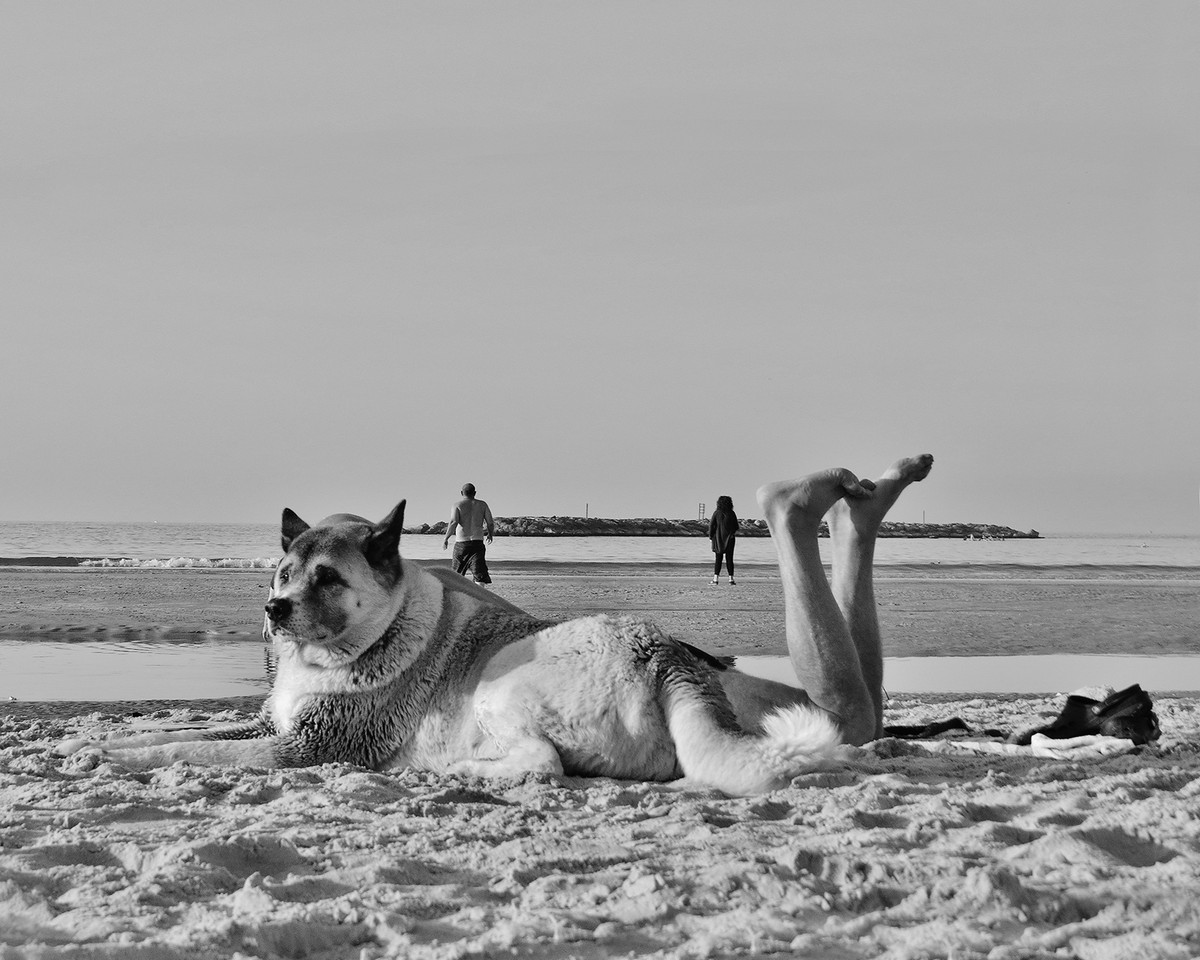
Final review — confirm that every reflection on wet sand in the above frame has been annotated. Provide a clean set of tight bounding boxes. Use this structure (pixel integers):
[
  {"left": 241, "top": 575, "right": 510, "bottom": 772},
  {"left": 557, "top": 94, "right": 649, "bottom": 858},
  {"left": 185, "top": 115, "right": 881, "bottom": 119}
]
[{"left": 4, "top": 639, "right": 1199, "bottom": 702}]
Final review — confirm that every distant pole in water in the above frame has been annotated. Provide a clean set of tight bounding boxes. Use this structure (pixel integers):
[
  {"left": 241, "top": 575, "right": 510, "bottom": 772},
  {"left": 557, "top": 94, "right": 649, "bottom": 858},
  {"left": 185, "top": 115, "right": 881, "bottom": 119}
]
[
  {"left": 585, "top": 503, "right": 588, "bottom": 518},
  {"left": 698, "top": 502, "right": 706, "bottom": 521}
]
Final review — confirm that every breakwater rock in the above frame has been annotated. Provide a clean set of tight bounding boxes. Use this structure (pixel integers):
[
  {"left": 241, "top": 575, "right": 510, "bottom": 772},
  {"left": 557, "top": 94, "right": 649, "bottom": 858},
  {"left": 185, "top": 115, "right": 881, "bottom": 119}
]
[{"left": 407, "top": 518, "right": 1040, "bottom": 539}]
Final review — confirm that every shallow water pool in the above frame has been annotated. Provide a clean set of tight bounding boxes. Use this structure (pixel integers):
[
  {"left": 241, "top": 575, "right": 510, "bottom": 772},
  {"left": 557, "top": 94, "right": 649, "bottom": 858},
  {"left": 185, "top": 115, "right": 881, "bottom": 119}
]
[
  {"left": 0, "top": 639, "right": 272, "bottom": 702},
  {"left": 2, "top": 639, "right": 1198, "bottom": 702},
  {"left": 737, "top": 654, "right": 1200, "bottom": 695}
]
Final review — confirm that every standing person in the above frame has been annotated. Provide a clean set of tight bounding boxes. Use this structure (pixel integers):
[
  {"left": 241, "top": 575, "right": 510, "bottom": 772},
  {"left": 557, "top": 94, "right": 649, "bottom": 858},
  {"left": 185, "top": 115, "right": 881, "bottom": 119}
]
[
  {"left": 708, "top": 495, "right": 738, "bottom": 585},
  {"left": 443, "top": 483, "right": 495, "bottom": 585}
]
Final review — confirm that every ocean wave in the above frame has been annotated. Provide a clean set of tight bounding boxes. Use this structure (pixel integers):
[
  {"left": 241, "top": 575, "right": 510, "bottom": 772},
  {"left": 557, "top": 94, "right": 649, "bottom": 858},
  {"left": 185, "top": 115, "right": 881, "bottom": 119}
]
[{"left": 79, "top": 557, "right": 281, "bottom": 569}]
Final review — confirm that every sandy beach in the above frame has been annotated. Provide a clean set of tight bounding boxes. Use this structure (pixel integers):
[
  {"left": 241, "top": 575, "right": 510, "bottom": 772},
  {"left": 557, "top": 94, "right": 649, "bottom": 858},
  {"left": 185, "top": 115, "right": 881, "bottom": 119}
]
[{"left": 2, "top": 563, "right": 1200, "bottom": 958}]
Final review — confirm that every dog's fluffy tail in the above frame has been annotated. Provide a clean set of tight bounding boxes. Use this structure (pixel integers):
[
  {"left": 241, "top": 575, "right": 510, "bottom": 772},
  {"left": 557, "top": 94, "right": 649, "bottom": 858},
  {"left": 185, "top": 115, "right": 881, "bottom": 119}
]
[{"left": 665, "top": 695, "right": 845, "bottom": 796}]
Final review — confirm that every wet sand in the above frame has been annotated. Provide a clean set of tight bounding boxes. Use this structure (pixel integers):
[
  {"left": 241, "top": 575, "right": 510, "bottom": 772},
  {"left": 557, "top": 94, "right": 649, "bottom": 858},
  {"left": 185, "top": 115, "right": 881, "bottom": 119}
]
[
  {"left": 2, "top": 561, "right": 1198, "bottom": 658},
  {"left": 2, "top": 563, "right": 1200, "bottom": 957}
]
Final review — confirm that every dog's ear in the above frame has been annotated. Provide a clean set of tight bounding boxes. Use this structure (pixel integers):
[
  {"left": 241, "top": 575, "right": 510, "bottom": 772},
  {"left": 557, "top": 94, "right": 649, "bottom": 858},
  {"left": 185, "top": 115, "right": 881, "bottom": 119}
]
[
  {"left": 281, "top": 508, "right": 310, "bottom": 553},
  {"left": 365, "top": 499, "right": 406, "bottom": 567}
]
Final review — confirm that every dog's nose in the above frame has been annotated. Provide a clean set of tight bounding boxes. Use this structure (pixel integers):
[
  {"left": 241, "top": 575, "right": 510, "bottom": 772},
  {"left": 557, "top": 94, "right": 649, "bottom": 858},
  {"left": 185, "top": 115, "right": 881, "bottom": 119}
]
[{"left": 264, "top": 597, "right": 292, "bottom": 623}]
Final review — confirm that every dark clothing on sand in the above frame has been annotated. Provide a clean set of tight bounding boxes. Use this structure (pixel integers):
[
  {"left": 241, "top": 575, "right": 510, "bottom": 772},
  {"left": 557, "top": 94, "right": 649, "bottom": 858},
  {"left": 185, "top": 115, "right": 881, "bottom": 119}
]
[
  {"left": 713, "top": 540, "right": 736, "bottom": 578},
  {"left": 708, "top": 510, "right": 739, "bottom": 554},
  {"left": 452, "top": 540, "right": 491, "bottom": 584},
  {"left": 709, "top": 507, "right": 739, "bottom": 579}
]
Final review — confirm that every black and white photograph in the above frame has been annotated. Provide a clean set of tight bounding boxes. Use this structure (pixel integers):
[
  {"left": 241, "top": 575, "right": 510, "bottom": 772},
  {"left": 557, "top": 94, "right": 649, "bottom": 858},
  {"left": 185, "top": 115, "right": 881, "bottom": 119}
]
[{"left": 2, "top": 4, "right": 1198, "bottom": 957}]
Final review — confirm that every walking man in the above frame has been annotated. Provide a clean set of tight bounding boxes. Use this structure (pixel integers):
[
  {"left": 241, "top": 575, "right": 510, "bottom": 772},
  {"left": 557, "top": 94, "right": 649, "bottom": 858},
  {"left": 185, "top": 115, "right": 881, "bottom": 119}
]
[{"left": 443, "top": 482, "right": 495, "bottom": 584}]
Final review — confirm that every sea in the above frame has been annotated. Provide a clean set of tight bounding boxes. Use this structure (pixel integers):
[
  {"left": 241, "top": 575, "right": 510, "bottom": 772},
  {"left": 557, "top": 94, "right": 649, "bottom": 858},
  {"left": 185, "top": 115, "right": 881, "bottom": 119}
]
[
  {"left": 1, "top": 521, "right": 1198, "bottom": 568},
  {"left": 2, "top": 523, "right": 1198, "bottom": 700}
]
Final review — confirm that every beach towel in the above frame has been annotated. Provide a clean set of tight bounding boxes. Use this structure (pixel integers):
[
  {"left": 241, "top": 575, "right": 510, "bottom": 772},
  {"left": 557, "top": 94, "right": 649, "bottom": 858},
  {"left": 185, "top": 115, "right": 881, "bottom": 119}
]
[{"left": 913, "top": 732, "right": 1141, "bottom": 760}]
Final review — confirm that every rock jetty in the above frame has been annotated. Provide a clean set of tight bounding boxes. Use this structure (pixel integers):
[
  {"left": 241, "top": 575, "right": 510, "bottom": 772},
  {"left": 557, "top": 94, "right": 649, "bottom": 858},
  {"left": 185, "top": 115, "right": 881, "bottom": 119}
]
[{"left": 407, "top": 518, "right": 1039, "bottom": 539}]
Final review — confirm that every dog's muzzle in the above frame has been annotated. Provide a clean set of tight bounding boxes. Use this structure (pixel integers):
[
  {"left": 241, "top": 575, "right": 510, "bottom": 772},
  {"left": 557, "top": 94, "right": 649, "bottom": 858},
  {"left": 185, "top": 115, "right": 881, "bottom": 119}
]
[{"left": 264, "top": 597, "right": 292, "bottom": 625}]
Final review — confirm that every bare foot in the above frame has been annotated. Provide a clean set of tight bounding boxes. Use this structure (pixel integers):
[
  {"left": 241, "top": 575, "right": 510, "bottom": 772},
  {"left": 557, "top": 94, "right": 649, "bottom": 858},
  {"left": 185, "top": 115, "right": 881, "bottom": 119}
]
[
  {"left": 828, "top": 454, "right": 934, "bottom": 534},
  {"left": 757, "top": 468, "right": 876, "bottom": 534}
]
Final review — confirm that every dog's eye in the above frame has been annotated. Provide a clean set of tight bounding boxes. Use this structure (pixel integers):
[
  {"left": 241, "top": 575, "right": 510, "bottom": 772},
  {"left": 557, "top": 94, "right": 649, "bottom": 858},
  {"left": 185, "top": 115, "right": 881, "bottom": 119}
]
[
  {"left": 313, "top": 566, "right": 344, "bottom": 588},
  {"left": 278, "top": 569, "right": 290, "bottom": 585}
]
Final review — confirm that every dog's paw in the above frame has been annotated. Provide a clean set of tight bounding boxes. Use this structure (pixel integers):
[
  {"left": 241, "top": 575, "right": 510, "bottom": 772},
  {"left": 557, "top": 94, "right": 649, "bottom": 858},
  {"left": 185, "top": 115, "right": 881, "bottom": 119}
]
[
  {"left": 444, "top": 759, "right": 489, "bottom": 777},
  {"left": 59, "top": 744, "right": 106, "bottom": 772},
  {"left": 56, "top": 738, "right": 175, "bottom": 773}
]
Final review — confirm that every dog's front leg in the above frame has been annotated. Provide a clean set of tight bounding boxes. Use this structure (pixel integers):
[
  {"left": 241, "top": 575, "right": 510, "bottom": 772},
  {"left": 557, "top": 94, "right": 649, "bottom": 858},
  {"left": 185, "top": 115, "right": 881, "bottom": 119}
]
[
  {"left": 98, "top": 736, "right": 284, "bottom": 770},
  {"left": 57, "top": 719, "right": 284, "bottom": 770},
  {"left": 56, "top": 720, "right": 271, "bottom": 757}
]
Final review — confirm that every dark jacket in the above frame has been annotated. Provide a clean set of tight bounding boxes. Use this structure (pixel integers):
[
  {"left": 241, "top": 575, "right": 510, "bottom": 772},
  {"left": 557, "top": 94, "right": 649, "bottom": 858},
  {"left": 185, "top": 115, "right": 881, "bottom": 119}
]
[{"left": 708, "top": 509, "right": 739, "bottom": 554}]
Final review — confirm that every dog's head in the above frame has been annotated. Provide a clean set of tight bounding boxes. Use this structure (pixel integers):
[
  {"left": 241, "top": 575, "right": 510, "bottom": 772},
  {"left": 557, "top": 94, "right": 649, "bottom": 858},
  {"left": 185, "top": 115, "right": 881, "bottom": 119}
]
[{"left": 263, "top": 500, "right": 407, "bottom": 662}]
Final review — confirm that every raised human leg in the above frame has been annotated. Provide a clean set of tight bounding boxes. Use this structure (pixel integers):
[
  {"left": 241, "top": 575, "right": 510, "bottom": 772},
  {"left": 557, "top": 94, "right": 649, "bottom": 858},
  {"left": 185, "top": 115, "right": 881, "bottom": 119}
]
[
  {"left": 756, "top": 468, "right": 878, "bottom": 744},
  {"left": 826, "top": 454, "right": 934, "bottom": 737}
]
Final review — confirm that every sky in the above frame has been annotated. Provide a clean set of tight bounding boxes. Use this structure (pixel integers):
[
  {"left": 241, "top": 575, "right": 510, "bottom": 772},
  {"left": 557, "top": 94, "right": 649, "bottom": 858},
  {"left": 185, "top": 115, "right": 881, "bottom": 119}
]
[{"left": 2, "top": 2, "right": 1198, "bottom": 534}]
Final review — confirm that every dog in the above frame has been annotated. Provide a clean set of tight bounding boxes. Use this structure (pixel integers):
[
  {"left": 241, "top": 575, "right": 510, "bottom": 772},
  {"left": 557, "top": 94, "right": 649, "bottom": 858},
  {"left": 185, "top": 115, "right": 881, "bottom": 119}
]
[
  {"left": 59, "top": 455, "right": 935, "bottom": 794},
  {"left": 57, "top": 500, "right": 843, "bottom": 795}
]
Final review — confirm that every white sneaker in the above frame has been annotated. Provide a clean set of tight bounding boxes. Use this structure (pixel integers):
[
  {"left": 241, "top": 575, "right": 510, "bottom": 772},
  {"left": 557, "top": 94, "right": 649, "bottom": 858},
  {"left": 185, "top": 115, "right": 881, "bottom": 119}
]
[
  {"left": 711, "top": 575, "right": 719, "bottom": 585},
  {"left": 728, "top": 577, "right": 736, "bottom": 585}
]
